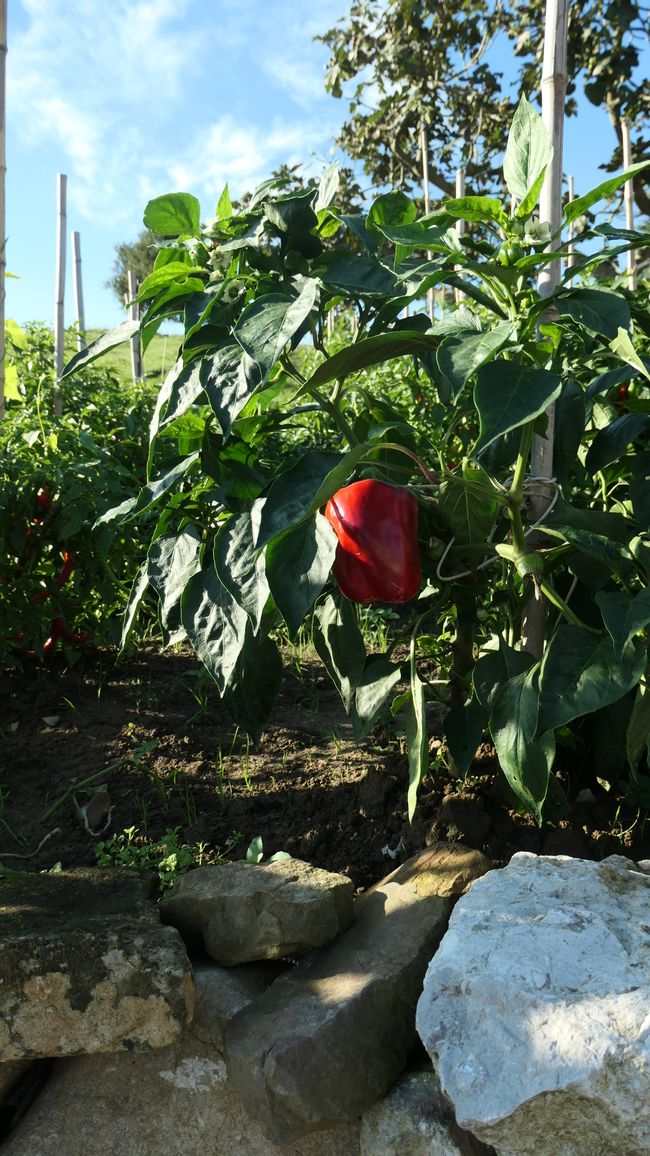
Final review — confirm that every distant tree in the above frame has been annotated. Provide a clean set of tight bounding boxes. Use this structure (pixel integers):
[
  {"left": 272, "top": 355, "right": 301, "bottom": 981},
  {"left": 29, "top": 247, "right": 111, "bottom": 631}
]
[
  {"left": 106, "top": 229, "right": 159, "bottom": 307},
  {"left": 319, "top": 0, "right": 650, "bottom": 212}
]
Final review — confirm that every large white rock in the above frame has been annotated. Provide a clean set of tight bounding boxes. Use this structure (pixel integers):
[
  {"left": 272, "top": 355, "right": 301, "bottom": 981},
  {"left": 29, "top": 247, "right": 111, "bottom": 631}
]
[{"left": 416, "top": 853, "right": 650, "bottom": 1156}]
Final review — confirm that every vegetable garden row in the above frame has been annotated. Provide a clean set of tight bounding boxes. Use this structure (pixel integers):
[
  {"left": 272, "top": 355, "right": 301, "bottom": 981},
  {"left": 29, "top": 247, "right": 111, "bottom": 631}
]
[{"left": 3, "top": 96, "right": 645, "bottom": 838}]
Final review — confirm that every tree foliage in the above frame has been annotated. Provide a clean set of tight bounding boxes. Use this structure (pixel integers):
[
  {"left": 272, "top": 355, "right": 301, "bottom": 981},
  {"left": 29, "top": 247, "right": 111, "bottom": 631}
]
[
  {"left": 106, "top": 229, "right": 159, "bottom": 306},
  {"left": 319, "top": 0, "right": 650, "bottom": 213}
]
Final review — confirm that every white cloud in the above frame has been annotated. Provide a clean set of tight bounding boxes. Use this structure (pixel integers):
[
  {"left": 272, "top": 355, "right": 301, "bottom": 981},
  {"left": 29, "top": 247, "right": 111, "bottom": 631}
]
[
  {"left": 7, "top": 0, "right": 348, "bottom": 230},
  {"left": 164, "top": 113, "right": 337, "bottom": 205}
]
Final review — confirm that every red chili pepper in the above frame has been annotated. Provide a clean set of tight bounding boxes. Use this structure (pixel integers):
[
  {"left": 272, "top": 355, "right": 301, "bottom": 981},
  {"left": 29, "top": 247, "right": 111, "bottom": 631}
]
[
  {"left": 36, "top": 487, "right": 53, "bottom": 511},
  {"left": 57, "top": 551, "right": 74, "bottom": 586},
  {"left": 324, "top": 480, "right": 421, "bottom": 604}
]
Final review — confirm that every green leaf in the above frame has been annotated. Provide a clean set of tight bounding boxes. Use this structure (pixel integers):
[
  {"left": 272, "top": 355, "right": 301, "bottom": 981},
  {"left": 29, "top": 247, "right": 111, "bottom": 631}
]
[
  {"left": 313, "top": 594, "right": 366, "bottom": 714},
  {"left": 503, "top": 96, "right": 553, "bottom": 207},
  {"left": 263, "top": 190, "right": 318, "bottom": 238},
  {"left": 200, "top": 341, "right": 265, "bottom": 435},
  {"left": 319, "top": 254, "right": 397, "bottom": 297},
  {"left": 555, "top": 289, "right": 630, "bottom": 340},
  {"left": 563, "top": 162, "right": 650, "bottom": 224},
  {"left": 119, "top": 562, "right": 151, "bottom": 653},
  {"left": 143, "top": 192, "right": 202, "bottom": 237},
  {"left": 306, "top": 331, "right": 438, "bottom": 389},
  {"left": 442, "top": 196, "right": 507, "bottom": 225},
  {"left": 586, "top": 365, "right": 635, "bottom": 400},
  {"left": 438, "top": 464, "right": 499, "bottom": 545},
  {"left": 474, "top": 640, "right": 536, "bottom": 713},
  {"left": 444, "top": 697, "right": 486, "bottom": 777},
  {"left": 3, "top": 364, "right": 20, "bottom": 401},
  {"left": 406, "top": 648, "right": 428, "bottom": 823},
  {"left": 234, "top": 281, "right": 319, "bottom": 369},
  {"left": 265, "top": 514, "right": 337, "bottom": 637},
  {"left": 585, "top": 413, "right": 650, "bottom": 473},
  {"left": 214, "top": 511, "right": 269, "bottom": 634},
  {"left": 553, "top": 378, "right": 585, "bottom": 487},
  {"left": 373, "top": 220, "right": 456, "bottom": 252},
  {"left": 255, "top": 447, "right": 367, "bottom": 548},
  {"left": 352, "top": 655, "right": 402, "bottom": 742},
  {"left": 61, "top": 321, "right": 139, "bottom": 380},
  {"left": 147, "top": 526, "right": 203, "bottom": 645},
  {"left": 489, "top": 667, "right": 553, "bottom": 824},
  {"left": 609, "top": 328, "right": 650, "bottom": 382},
  {"left": 136, "top": 261, "right": 204, "bottom": 303},
  {"left": 472, "top": 361, "right": 561, "bottom": 456},
  {"left": 366, "top": 191, "right": 417, "bottom": 240},
  {"left": 216, "top": 183, "right": 232, "bottom": 221},
  {"left": 222, "top": 629, "right": 284, "bottom": 743},
  {"left": 95, "top": 453, "right": 200, "bottom": 525},
  {"left": 246, "top": 835, "right": 264, "bottom": 864},
  {"left": 436, "top": 322, "right": 514, "bottom": 400},
  {"left": 315, "top": 163, "right": 340, "bottom": 213},
  {"left": 148, "top": 358, "right": 203, "bottom": 469},
  {"left": 631, "top": 451, "right": 650, "bottom": 525},
  {"left": 537, "top": 625, "right": 645, "bottom": 734},
  {"left": 180, "top": 563, "right": 249, "bottom": 695},
  {"left": 626, "top": 681, "right": 650, "bottom": 771},
  {"left": 596, "top": 587, "right": 650, "bottom": 657}
]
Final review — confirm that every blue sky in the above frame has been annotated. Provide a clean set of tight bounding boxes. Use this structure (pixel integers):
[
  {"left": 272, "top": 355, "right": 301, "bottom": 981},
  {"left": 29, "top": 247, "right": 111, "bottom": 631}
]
[{"left": 5, "top": 0, "right": 647, "bottom": 331}]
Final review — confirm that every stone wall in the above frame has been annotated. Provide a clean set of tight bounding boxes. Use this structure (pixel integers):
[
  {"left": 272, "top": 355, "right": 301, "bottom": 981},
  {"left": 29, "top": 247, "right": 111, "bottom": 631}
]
[{"left": 1, "top": 849, "right": 648, "bottom": 1155}]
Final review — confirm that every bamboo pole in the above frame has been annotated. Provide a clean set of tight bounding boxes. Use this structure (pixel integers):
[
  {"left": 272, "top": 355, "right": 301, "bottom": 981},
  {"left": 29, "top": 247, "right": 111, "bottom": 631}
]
[
  {"left": 419, "top": 124, "right": 435, "bottom": 323},
  {"left": 566, "top": 175, "right": 575, "bottom": 286},
  {"left": 522, "top": 0, "right": 569, "bottom": 657},
  {"left": 53, "top": 173, "right": 67, "bottom": 416},
  {"left": 454, "top": 166, "right": 466, "bottom": 304},
  {"left": 622, "top": 119, "right": 637, "bottom": 290},
  {"left": 0, "top": 0, "right": 7, "bottom": 422},
  {"left": 126, "top": 269, "right": 143, "bottom": 383},
  {"left": 71, "top": 231, "right": 86, "bottom": 351}
]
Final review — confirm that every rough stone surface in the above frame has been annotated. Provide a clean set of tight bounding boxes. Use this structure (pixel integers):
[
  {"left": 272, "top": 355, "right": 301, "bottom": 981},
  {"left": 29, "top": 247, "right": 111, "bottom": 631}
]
[
  {"left": 224, "top": 844, "right": 490, "bottom": 1143},
  {"left": 160, "top": 858, "right": 354, "bottom": 965},
  {"left": 3, "top": 963, "right": 359, "bottom": 1156},
  {"left": 0, "top": 869, "right": 194, "bottom": 1061},
  {"left": 360, "top": 1070, "right": 492, "bottom": 1155},
  {"left": 416, "top": 852, "right": 650, "bottom": 1156},
  {"left": 0, "top": 1061, "right": 33, "bottom": 1108}
]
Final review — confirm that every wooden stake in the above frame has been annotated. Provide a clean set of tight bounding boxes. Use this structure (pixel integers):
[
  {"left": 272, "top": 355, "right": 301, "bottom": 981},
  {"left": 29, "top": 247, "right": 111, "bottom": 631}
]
[
  {"left": 53, "top": 174, "right": 67, "bottom": 416},
  {"left": 566, "top": 174, "right": 575, "bottom": 286},
  {"left": 419, "top": 124, "right": 434, "bottom": 323},
  {"left": 71, "top": 231, "right": 86, "bottom": 350},
  {"left": 622, "top": 119, "right": 637, "bottom": 290},
  {"left": 0, "top": 0, "right": 7, "bottom": 422},
  {"left": 127, "top": 269, "right": 143, "bottom": 383},
  {"left": 455, "top": 166, "right": 466, "bottom": 304},
  {"left": 522, "top": 0, "right": 568, "bottom": 657}
]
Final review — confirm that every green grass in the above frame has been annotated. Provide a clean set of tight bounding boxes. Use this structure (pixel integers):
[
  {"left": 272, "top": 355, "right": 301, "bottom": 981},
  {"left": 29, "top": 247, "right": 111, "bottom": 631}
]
[{"left": 65, "top": 328, "right": 181, "bottom": 387}]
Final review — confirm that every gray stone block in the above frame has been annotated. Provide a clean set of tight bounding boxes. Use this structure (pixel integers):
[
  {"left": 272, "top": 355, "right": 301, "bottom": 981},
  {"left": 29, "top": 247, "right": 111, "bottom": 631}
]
[{"left": 0, "top": 869, "right": 193, "bottom": 1061}]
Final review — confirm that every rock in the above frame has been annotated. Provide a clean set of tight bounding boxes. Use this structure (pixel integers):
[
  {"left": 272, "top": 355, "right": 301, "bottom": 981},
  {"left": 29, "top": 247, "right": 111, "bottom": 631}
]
[
  {"left": 0, "top": 869, "right": 193, "bottom": 1061},
  {"left": 224, "top": 844, "right": 490, "bottom": 1142},
  {"left": 429, "top": 794, "right": 492, "bottom": 847},
  {"left": 360, "top": 1070, "right": 491, "bottom": 1155},
  {"left": 3, "top": 964, "right": 359, "bottom": 1156},
  {"left": 160, "top": 858, "right": 354, "bottom": 965},
  {"left": 416, "top": 852, "right": 650, "bottom": 1156}
]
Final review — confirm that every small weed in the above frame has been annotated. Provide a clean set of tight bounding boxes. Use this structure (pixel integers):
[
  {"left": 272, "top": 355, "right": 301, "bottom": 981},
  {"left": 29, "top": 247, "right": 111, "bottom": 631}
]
[{"left": 95, "top": 826, "right": 242, "bottom": 891}]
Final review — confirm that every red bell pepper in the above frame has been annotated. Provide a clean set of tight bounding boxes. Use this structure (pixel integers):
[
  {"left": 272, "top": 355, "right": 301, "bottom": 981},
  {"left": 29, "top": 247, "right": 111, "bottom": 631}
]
[{"left": 324, "top": 479, "right": 421, "bottom": 604}]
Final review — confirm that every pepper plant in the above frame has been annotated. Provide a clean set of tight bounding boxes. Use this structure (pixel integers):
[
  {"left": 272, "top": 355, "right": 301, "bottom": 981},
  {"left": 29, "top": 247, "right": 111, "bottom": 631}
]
[
  {"left": 64, "top": 97, "right": 650, "bottom": 824},
  {"left": 1, "top": 323, "right": 158, "bottom": 663}
]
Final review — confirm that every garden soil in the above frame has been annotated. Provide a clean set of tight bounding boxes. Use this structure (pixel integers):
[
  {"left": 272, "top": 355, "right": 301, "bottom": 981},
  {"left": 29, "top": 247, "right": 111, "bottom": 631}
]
[{"left": 1, "top": 646, "right": 648, "bottom": 892}]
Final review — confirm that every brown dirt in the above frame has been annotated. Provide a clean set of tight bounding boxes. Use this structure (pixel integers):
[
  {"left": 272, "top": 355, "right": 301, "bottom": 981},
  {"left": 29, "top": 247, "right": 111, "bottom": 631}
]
[{"left": 1, "top": 646, "right": 648, "bottom": 892}]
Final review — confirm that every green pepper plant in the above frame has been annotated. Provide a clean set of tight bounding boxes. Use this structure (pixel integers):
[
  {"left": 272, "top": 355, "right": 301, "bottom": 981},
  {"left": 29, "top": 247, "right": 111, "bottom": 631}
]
[
  {"left": 64, "top": 97, "right": 650, "bottom": 825},
  {"left": 1, "top": 323, "right": 159, "bottom": 663}
]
